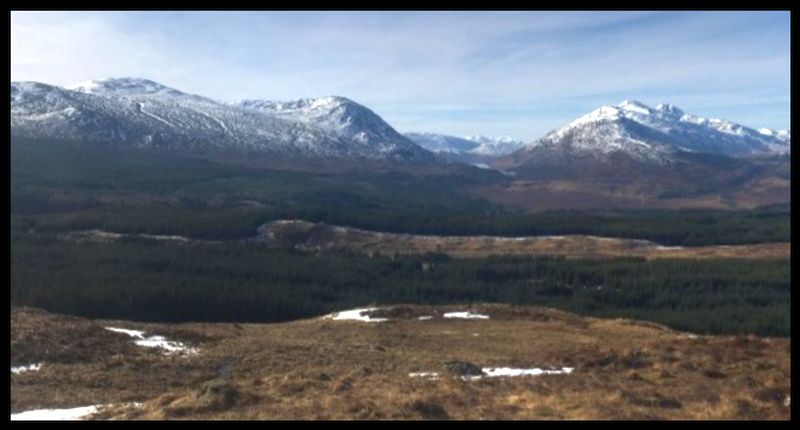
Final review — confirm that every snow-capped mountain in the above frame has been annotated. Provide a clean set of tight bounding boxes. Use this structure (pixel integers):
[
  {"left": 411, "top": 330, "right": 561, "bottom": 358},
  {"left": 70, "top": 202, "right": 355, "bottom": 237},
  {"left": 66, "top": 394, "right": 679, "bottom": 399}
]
[
  {"left": 462, "top": 135, "right": 525, "bottom": 156},
  {"left": 66, "top": 77, "right": 186, "bottom": 98},
  {"left": 404, "top": 133, "right": 482, "bottom": 154},
  {"left": 235, "top": 96, "right": 427, "bottom": 160},
  {"left": 11, "top": 78, "right": 434, "bottom": 163},
  {"left": 404, "top": 133, "right": 524, "bottom": 156},
  {"left": 514, "top": 100, "right": 790, "bottom": 165}
]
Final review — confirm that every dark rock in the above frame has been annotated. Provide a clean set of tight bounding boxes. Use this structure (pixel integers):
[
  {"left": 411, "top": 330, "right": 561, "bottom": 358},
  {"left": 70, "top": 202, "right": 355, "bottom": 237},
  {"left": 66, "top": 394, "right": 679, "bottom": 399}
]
[{"left": 444, "top": 360, "right": 484, "bottom": 376}]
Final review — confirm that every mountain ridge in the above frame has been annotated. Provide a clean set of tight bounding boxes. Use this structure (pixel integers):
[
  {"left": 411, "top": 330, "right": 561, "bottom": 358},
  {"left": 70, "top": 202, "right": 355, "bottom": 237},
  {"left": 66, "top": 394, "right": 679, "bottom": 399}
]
[
  {"left": 11, "top": 78, "right": 434, "bottom": 163},
  {"left": 513, "top": 100, "right": 790, "bottom": 166}
]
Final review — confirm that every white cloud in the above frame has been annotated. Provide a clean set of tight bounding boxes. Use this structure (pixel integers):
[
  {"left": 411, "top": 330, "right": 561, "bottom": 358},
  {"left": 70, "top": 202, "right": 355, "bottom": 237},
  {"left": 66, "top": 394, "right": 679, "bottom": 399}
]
[{"left": 11, "top": 11, "right": 790, "bottom": 138}]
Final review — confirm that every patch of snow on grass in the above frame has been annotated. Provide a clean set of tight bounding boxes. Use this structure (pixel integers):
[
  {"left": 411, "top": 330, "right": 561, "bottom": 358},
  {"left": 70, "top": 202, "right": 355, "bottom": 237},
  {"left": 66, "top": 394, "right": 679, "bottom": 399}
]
[
  {"left": 134, "top": 335, "right": 198, "bottom": 354},
  {"left": 105, "top": 327, "right": 198, "bottom": 355},
  {"left": 460, "top": 366, "right": 574, "bottom": 381},
  {"left": 417, "top": 315, "right": 433, "bottom": 321},
  {"left": 443, "top": 311, "right": 490, "bottom": 320},
  {"left": 326, "top": 308, "right": 388, "bottom": 322},
  {"left": 11, "top": 405, "right": 100, "bottom": 421},
  {"left": 11, "top": 363, "right": 43, "bottom": 374},
  {"left": 409, "top": 372, "right": 440, "bottom": 380},
  {"left": 482, "top": 367, "right": 574, "bottom": 378},
  {"left": 106, "top": 327, "right": 145, "bottom": 338}
]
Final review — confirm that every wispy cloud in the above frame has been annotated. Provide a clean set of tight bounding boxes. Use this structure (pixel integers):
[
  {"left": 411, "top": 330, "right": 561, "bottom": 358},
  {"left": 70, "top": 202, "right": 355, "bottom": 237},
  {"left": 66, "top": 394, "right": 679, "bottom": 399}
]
[{"left": 11, "top": 11, "right": 789, "bottom": 139}]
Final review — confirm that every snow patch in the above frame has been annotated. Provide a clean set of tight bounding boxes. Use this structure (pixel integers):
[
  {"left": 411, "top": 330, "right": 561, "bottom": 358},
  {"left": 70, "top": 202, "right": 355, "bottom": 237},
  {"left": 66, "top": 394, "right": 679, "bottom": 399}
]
[
  {"left": 417, "top": 315, "right": 433, "bottom": 321},
  {"left": 324, "top": 308, "right": 388, "bottom": 323},
  {"left": 11, "top": 363, "right": 42, "bottom": 374},
  {"left": 11, "top": 405, "right": 100, "bottom": 421},
  {"left": 106, "top": 327, "right": 145, "bottom": 338},
  {"left": 443, "top": 311, "right": 490, "bottom": 320},
  {"left": 409, "top": 372, "right": 440, "bottom": 380},
  {"left": 479, "top": 367, "right": 574, "bottom": 378},
  {"left": 105, "top": 327, "right": 198, "bottom": 355}
]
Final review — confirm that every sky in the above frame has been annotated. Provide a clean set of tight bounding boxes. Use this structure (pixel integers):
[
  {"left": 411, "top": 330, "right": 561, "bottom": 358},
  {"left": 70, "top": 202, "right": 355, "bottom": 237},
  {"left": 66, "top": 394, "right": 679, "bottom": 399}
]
[{"left": 10, "top": 11, "right": 790, "bottom": 140}]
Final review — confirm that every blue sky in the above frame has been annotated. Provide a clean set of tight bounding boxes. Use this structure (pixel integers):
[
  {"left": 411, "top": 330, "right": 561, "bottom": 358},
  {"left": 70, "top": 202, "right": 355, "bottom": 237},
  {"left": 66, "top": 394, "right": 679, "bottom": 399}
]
[{"left": 11, "top": 11, "right": 790, "bottom": 140}]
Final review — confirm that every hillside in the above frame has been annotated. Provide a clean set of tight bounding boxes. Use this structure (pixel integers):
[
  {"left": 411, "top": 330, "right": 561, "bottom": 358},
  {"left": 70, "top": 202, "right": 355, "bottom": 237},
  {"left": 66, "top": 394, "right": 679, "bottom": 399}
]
[{"left": 10, "top": 305, "right": 791, "bottom": 420}]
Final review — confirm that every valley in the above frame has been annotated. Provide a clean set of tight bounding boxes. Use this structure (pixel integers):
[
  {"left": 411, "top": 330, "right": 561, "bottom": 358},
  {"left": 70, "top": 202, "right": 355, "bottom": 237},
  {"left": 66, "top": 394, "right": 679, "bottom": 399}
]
[
  {"left": 10, "top": 10, "right": 791, "bottom": 422},
  {"left": 9, "top": 79, "right": 791, "bottom": 421}
]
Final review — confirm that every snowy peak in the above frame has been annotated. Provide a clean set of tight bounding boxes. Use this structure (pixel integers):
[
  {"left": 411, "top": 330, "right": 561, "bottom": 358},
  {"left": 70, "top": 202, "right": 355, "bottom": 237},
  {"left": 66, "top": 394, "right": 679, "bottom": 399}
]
[
  {"left": 568, "top": 105, "right": 623, "bottom": 128},
  {"left": 618, "top": 100, "right": 652, "bottom": 115},
  {"left": 237, "top": 95, "right": 429, "bottom": 159},
  {"left": 525, "top": 100, "right": 790, "bottom": 162},
  {"left": 656, "top": 103, "right": 684, "bottom": 117},
  {"left": 66, "top": 77, "right": 184, "bottom": 97}
]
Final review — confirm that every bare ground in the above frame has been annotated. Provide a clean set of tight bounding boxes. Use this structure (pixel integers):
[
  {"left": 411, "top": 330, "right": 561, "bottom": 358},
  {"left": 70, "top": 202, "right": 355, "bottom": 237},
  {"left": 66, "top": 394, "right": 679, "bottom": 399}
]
[{"left": 10, "top": 305, "right": 790, "bottom": 420}]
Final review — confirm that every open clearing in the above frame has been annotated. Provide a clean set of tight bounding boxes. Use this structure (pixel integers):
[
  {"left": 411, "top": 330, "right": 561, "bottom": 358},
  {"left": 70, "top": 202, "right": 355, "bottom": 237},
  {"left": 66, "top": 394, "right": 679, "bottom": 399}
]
[{"left": 11, "top": 304, "right": 790, "bottom": 420}]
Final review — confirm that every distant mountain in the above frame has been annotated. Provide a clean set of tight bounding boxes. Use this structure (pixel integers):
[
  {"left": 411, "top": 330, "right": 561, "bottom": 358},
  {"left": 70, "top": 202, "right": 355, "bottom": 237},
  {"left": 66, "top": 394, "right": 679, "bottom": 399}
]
[
  {"left": 510, "top": 100, "right": 789, "bottom": 167},
  {"left": 404, "top": 133, "right": 481, "bottom": 155},
  {"left": 11, "top": 78, "right": 434, "bottom": 163},
  {"left": 462, "top": 135, "right": 526, "bottom": 156},
  {"left": 484, "top": 100, "right": 790, "bottom": 210},
  {"left": 405, "top": 132, "right": 524, "bottom": 156}
]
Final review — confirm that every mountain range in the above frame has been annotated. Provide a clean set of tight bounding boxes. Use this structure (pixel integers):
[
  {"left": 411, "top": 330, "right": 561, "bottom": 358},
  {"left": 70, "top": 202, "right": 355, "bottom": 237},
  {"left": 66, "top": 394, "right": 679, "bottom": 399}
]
[
  {"left": 11, "top": 78, "right": 433, "bottom": 163},
  {"left": 11, "top": 78, "right": 791, "bottom": 188}
]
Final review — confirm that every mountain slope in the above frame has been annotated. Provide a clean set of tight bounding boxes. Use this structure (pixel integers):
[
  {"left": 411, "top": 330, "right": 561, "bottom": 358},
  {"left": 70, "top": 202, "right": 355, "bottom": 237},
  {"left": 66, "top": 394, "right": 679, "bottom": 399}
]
[
  {"left": 236, "top": 96, "right": 431, "bottom": 162},
  {"left": 511, "top": 100, "right": 790, "bottom": 166},
  {"left": 11, "top": 78, "right": 434, "bottom": 163},
  {"left": 483, "top": 101, "right": 790, "bottom": 211}
]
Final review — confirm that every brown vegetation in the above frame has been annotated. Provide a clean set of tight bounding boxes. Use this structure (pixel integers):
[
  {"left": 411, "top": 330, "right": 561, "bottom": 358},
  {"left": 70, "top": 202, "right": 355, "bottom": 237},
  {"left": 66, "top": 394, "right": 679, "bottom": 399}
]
[
  {"left": 11, "top": 304, "right": 790, "bottom": 420},
  {"left": 261, "top": 220, "right": 790, "bottom": 260},
  {"left": 469, "top": 177, "right": 790, "bottom": 213}
]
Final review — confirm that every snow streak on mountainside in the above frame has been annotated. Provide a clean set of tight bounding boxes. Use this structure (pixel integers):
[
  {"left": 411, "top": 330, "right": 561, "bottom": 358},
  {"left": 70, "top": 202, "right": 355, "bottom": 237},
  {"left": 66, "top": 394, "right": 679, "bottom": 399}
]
[
  {"left": 514, "top": 100, "right": 790, "bottom": 165},
  {"left": 11, "top": 78, "right": 434, "bottom": 163}
]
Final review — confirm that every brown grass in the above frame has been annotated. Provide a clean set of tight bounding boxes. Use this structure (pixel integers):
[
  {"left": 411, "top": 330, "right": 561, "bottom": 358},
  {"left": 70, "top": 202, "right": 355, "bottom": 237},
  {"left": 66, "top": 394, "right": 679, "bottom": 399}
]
[
  {"left": 10, "top": 304, "right": 790, "bottom": 420},
  {"left": 468, "top": 177, "right": 789, "bottom": 213},
  {"left": 261, "top": 220, "right": 790, "bottom": 260}
]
